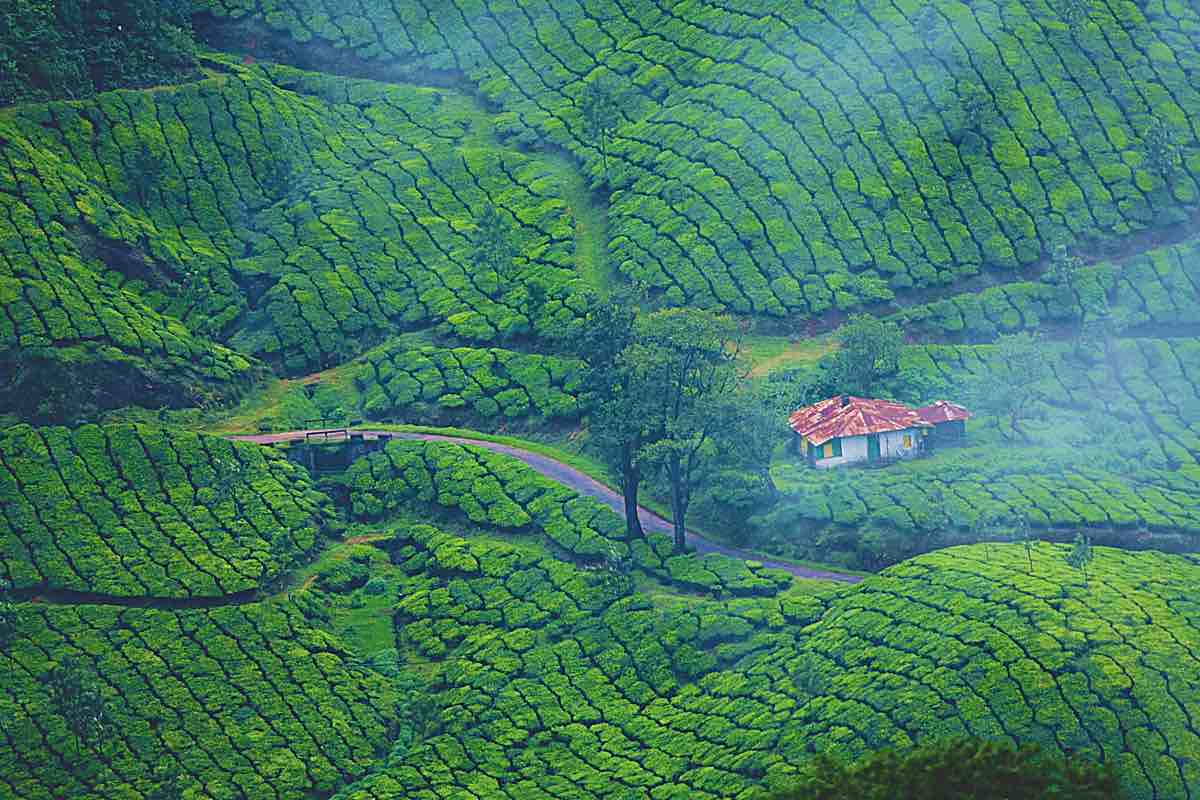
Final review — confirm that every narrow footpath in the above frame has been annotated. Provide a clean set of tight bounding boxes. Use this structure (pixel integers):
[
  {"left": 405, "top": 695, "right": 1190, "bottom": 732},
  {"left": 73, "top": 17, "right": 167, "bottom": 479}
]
[{"left": 229, "top": 429, "right": 864, "bottom": 584}]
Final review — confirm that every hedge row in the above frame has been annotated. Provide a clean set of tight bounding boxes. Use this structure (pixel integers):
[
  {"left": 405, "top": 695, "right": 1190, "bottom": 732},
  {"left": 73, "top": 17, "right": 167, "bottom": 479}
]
[
  {"left": 199, "top": 0, "right": 1200, "bottom": 316},
  {"left": 0, "top": 57, "right": 589, "bottom": 389},
  {"left": 0, "top": 600, "right": 398, "bottom": 800},
  {"left": 891, "top": 234, "right": 1200, "bottom": 341},
  {"left": 333, "top": 530, "right": 1200, "bottom": 800},
  {"left": 337, "top": 523, "right": 831, "bottom": 800},
  {"left": 354, "top": 343, "right": 583, "bottom": 423},
  {"left": 346, "top": 439, "right": 791, "bottom": 597},
  {"left": 0, "top": 423, "right": 332, "bottom": 598}
]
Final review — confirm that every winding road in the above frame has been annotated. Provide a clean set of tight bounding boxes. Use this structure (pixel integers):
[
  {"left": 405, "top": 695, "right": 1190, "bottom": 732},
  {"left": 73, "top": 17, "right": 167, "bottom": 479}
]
[{"left": 228, "top": 429, "right": 864, "bottom": 584}]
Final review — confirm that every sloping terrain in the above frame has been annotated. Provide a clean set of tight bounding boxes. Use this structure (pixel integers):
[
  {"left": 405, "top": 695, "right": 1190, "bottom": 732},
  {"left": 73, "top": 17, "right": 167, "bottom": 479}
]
[
  {"left": 0, "top": 423, "right": 331, "bottom": 598},
  {"left": 327, "top": 530, "right": 1200, "bottom": 800},
  {"left": 198, "top": 0, "right": 1200, "bottom": 315}
]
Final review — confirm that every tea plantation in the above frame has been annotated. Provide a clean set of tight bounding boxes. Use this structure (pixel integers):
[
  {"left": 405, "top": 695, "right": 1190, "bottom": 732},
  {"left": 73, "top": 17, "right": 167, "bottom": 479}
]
[
  {"left": 4, "top": 0, "right": 1200, "bottom": 796},
  {"left": 198, "top": 0, "right": 1200, "bottom": 315},
  {"left": 322, "top": 530, "right": 1200, "bottom": 800},
  {"left": 0, "top": 423, "right": 332, "bottom": 598}
]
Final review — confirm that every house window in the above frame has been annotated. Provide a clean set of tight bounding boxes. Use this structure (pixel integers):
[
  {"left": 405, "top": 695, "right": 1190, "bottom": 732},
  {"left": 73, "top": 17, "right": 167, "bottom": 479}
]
[{"left": 903, "top": 434, "right": 912, "bottom": 448}]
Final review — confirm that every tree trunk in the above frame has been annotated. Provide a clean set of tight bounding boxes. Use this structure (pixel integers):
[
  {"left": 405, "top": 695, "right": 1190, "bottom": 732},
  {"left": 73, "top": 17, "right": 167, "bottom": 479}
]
[
  {"left": 618, "top": 443, "right": 644, "bottom": 539},
  {"left": 669, "top": 456, "right": 687, "bottom": 553}
]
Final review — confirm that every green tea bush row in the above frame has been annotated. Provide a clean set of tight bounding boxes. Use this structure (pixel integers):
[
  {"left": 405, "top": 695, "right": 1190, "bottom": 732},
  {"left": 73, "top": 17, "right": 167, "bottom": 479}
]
[
  {"left": 0, "top": 600, "right": 397, "bottom": 800},
  {"left": 0, "top": 423, "right": 332, "bottom": 598},
  {"left": 337, "top": 531, "right": 1200, "bottom": 799},
  {"left": 0, "top": 58, "right": 589, "bottom": 389},
  {"left": 346, "top": 439, "right": 789, "bottom": 596},
  {"left": 355, "top": 343, "right": 583, "bottom": 422},
  {"left": 892, "top": 235, "right": 1200, "bottom": 341},
  {"left": 198, "top": 0, "right": 1200, "bottom": 318},
  {"left": 336, "top": 523, "right": 830, "bottom": 799}
]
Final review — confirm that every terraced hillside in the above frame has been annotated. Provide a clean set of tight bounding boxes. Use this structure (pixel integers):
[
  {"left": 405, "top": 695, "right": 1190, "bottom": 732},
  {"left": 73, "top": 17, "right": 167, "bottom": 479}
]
[
  {"left": 0, "top": 56, "right": 590, "bottom": 419},
  {"left": 325, "top": 529, "right": 1200, "bottom": 800},
  {"left": 199, "top": 0, "right": 1200, "bottom": 316},
  {"left": 0, "top": 423, "right": 332, "bottom": 598}
]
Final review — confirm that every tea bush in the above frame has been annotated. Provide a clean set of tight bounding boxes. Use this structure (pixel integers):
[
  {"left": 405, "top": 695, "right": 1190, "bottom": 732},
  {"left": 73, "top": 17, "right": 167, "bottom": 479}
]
[{"left": 0, "top": 422, "right": 332, "bottom": 597}]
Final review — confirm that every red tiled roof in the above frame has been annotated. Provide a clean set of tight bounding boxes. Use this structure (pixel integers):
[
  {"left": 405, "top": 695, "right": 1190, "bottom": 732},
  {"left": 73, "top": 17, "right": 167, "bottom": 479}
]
[
  {"left": 788, "top": 396, "right": 931, "bottom": 446},
  {"left": 915, "top": 400, "right": 971, "bottom": 424}
]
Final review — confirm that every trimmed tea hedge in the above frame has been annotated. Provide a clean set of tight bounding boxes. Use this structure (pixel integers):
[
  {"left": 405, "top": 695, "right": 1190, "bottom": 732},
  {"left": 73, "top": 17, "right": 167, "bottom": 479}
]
[
  {"left": 0, "top": 600, "right": 398, "bottom": 800},
  {"left": 0, "top": 423, "right": 332, "bottom": 598},
  {"left": 334, "top": 530, "right": 1200, "bottom": 800},
  {"left": 346, "top": 439, "right": 791, "bottom": 596},
  {"left": 892, "top": 234, "right": 1200, "bottom": 341},
  {"left": 0, "top": 56, "right": 589, "bottom": 394},
  {"left": 355, "top": 343, "right": 583, "bottom": 422},
  {"left": 198, "top": 0, "right": 1200, "bottom": 316},
  {"left": 337, "top": 523, "right": 832, "bottom": 799}
]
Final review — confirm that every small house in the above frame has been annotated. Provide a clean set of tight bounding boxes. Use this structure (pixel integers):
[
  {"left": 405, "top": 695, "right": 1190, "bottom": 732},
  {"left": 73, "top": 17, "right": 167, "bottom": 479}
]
[
  {"left": 788, "top": 396, "right": 968, "bottom": 469},
  {"left": 915, "top": 400, "right": 971, "bottom": 447}
]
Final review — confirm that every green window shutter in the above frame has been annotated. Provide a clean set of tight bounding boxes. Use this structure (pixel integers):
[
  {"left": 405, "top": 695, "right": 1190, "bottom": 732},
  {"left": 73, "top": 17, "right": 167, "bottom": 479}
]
[{"left": 832, "top": 438, "right": 842, "bottom": 457}]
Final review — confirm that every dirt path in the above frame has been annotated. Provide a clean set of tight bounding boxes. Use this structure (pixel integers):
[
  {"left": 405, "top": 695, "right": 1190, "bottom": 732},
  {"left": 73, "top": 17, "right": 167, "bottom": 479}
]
[{"left": 229, "top": 429, "right": 864, "bottom": 584}]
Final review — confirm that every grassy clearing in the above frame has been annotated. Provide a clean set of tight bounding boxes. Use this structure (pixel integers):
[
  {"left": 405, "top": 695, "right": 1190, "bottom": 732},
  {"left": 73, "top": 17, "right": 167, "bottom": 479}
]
[{"left": 743, "top": 334, "right": 836, "bottom": 377}]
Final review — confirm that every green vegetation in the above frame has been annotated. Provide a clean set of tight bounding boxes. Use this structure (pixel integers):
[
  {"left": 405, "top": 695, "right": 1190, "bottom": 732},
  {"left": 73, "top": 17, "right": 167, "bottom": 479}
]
[
  {"left": 765, "top": 333, "right": 1200, "bottom": 568},
  {"left": 0, "top": 422, "right": 332, "bottom": 597},
  {"left": 345, "top": 438, "right": 791, "bottom": 597},
  {"left": 1, "top": 600, "right": 398, "bottom": 799},
  {"left": 197, "top": 0, "right": 1200, "bottom": 316},
  {"left": 773, "top": 738, "right": 1119, "bottom": 800},
  {"left": 0, "top": 0, "right": 199, "bottom": 105},
  {"left": 355, "top": 343, "right": 583, "bottom": 424}
]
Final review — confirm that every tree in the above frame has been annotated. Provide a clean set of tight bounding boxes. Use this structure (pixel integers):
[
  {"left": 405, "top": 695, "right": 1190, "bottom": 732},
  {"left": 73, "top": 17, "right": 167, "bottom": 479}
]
[
  {"left": 145, "top": 765, "right": 184, "bottom": 800},
  {"left": 1046, "top": 242, "right": 1084, "bottom": 304},
  {"left": 624, "top": 309, "right": 743, "bottom": 552},
  {"left": 967, "top": 331, "right": 1051, "bottom": 441},
  {"left": 1067, "top": 532, "right": 1095, "bottom": 587},
  {"left": 471, "top": 203, "right": 519, "bottom": 281},
  {"left": 126, "top": 142, "right": 161, "bottom": 204},
  {"left": 42, "top": 656, "right": 110, "bottom": 755},
  {"left": 575, "top": 293, "right": 647, "bottom": 539},
  {"left": 826, "top": 314, "right": 903, "bottom": 398},
  {"left": 1144, "top": 117, "right": 1181, "bottom": 185},
  {"left": 1014, "top": 515, "right": 1036, "bottom": 573},
  {"left": 772, "top": 738, "right": 1119, "bottom": 800},
  {"left": 579, "top": 76, "right": 621, "bottom": 182}
]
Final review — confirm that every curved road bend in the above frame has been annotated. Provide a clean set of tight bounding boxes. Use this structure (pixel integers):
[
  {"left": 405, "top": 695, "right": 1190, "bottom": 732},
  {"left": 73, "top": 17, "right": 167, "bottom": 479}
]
[{"left": 228, "top": 430, "right": 864, "bottom": 584}]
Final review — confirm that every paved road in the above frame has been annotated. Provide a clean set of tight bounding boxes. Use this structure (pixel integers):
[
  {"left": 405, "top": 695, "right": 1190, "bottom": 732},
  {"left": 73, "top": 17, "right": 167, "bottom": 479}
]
[{"left": 228, "top": 429, "right": 864, "bottom": 584}]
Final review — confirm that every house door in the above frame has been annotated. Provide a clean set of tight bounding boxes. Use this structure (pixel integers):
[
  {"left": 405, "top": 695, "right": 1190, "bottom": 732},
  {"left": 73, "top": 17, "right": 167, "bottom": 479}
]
[{"left": 867, "top": 434, "right": 880, "bottom": 462}]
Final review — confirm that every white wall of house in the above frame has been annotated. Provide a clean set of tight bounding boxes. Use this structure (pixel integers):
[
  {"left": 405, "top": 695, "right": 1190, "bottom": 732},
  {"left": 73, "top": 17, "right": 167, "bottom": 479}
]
[
  {"left": 879, "top": 428, "right": 922, "bottom": 460},
  {"left": 813, "top": 435, "right": 868, "bottom": 469},
  {"left": 812, "top": 429, "right": 922, "bottom": 468}
]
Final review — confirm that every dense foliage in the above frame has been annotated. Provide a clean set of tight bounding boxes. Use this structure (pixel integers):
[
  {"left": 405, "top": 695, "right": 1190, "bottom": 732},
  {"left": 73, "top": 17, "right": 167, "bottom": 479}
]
[
  {"left": 0, "top": 423, "right": 332, "bottom": 597},
  {"left": 326, "top": 532, "right": 1195, "bottom": 800},
  {"left": 0, "top": 0, "right": 198, "bottom": 106},
  {"left": 773, "top": 738, "right": 1120, "bottom": 800},
  {"left": 355, "top": 344, "right": 583, "bottom": 424},
  {"left": 198, "top": 0, "right": 1200, "bottom": 317},
  {"left": 0, "top": 600, "right": 398, "bottom": 799}
]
